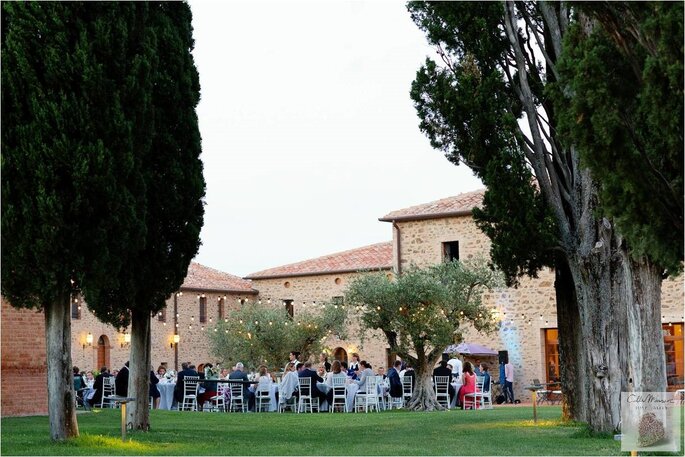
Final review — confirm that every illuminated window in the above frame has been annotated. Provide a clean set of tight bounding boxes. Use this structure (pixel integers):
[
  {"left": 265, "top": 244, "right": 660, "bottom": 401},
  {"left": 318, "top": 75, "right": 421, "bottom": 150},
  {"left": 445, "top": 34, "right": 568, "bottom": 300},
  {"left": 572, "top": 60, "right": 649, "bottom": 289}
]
[
  {"left": 544, "top": 329, "right": 560, "bottom": 383},
  {"left": 663, "top": 323, "right": 683, "bottom": 391}
]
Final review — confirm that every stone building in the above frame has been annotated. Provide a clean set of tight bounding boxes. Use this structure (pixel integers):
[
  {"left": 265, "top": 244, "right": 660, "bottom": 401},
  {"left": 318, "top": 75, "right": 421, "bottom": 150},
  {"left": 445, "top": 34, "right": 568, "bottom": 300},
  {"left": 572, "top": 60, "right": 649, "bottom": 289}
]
[
  {"left": 2, "top": 190, "right": 682, "bottom": 416},
  {"left": 70, "top": 262, "right": 257, "bottom": 374}
]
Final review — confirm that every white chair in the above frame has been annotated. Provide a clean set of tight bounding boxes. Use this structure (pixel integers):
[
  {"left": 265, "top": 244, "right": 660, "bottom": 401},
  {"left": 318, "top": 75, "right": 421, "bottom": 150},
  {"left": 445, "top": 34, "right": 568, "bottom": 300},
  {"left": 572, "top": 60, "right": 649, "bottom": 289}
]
[
  {"left": 329, "top": 376, "right": 348, "bottom": 413},
  {"left": 210, "top": 382, "right": 228, "bottom": 412},
  {"left": 228, "top": 382, "right": 247, "bottom": 412},
  {"left": 401, "top": 376, "right": 413, "bottom": 407},
  {"left": 434, "top": 376, "right": 451, "bottom": 409},
  {"left": 255, "top": 385, "right": 271, "bottom": 412},
  {"left": 354, "top": 376, "right": 379, "bottom": 413},
  {"left": 100, "top": 376, "right": 116, "bottom": 408},
  {"left": 179, "top": 376, "right": 199, "bottom": 411},
  {"left": 297, "top": 377, "right": 319, "bottom": 413},
  {"left": 464, "top": 376, "right": 490, "bottom": 410}
]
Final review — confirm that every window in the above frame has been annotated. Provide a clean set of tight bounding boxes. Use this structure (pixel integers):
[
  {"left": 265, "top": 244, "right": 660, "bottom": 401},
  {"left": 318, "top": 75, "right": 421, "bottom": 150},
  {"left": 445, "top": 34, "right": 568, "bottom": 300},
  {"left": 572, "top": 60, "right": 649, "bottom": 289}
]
[
  {"left": 71, "top": 297, "right": 81, "bottom": 320},
  {"left": 218, "top": 297, "right": 225, "bottom": 320},
  {"left": 199, "top": 296, "right": 207, "bottom": 323},
  {"left": 663, "top": 323, "right": 683, "bottom": 391},
  {"left": 283, "top": 299, "right": 294, "bottom": 318},
  {"left": 157, "top": 307, "right": 166, "bottom": 322},
  {"left": 544, "top": 329, "right": 560, "bottom": 383},
  {"left": 442, "top": 241, "right": 460, "bottom": 262}
]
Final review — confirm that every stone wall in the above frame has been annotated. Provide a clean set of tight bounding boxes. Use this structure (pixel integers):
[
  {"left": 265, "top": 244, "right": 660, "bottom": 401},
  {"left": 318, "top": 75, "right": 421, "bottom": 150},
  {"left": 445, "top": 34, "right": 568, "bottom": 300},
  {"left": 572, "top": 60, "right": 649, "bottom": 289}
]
[
  {"left": 71, "top": 290, "right": 252, "bottom": 374},
  {"left": 250, "top": 272, "right": 392, "bottom": 371},
  {"left": 1, "top": 298, "right": 48, "bottom": 417}
]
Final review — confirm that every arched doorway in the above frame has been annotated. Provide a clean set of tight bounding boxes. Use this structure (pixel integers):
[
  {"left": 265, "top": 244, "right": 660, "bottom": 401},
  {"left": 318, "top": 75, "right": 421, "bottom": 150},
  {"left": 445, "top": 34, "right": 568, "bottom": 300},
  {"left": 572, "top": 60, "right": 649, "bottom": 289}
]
[
  {"left": 97, "top": 335, "right": 111, "bottom": 370},
  {"left": 333, "top": 347, "right": 348, "bottom": 364}
]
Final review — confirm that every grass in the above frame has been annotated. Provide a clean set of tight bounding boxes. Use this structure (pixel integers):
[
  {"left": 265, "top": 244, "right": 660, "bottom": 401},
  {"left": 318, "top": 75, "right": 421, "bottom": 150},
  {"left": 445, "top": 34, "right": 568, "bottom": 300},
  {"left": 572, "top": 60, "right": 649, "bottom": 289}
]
[{"left": 1, "top": 406, "right": 630, "bottom": 455}]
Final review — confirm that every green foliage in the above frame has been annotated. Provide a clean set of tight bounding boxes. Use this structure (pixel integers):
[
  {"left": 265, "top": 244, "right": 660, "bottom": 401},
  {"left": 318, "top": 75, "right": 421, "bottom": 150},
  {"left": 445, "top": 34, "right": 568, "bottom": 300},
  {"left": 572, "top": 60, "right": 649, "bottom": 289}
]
[
  {"left": 552, "top": 3, "right": 683, "bottom": 273},
  {"left": 408, "top": 2, "right": 558, "bottom": 286},
  {"left": 209, "top": 303, "right": 347, "bottom": 372},
  {"left": 1, "top": 2, "right": 147, "bottom": 312},
  {"left": 345, "top": 259, "right": 503, "bottom": 366},
  {"left": 82, "top": 2, "right": 205, "bottom": 326}
]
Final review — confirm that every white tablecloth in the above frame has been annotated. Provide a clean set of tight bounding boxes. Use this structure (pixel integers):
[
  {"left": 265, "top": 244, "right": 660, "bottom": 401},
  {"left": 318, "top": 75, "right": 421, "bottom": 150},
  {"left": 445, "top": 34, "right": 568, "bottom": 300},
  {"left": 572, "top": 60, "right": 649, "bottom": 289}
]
[
  {"left": 450, "top": 381, "right": 462, "bottom": 408},
  {"left": 158, "top": 382, "right": 176, "bottom": 410}
]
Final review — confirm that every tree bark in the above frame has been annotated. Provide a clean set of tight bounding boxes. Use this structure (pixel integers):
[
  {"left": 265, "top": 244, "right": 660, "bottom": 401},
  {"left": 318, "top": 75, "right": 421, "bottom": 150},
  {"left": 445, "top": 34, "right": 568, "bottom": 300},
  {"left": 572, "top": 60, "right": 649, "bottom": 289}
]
[
  {"left": 555, "top": 255, "right": 585, "bottom": 422},
  {"left": 563, "top": 177, "right": 666, "bottom": 433},
  {"left": 128, "top": 309, "right": 151, "bottom": 431},
  {"left": 406, "top": 351, "right": 443, "bottom": 411},
  {"left": 45, "top": 294, "right": 79, "bottom": 440}
]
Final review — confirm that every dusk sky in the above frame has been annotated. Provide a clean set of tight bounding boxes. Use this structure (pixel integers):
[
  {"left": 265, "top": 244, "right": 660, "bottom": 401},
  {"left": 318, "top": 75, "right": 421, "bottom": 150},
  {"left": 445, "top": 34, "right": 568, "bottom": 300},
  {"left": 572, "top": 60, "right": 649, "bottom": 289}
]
[{"left": 189, "top": 0, "right": 483, "bottom": 276}]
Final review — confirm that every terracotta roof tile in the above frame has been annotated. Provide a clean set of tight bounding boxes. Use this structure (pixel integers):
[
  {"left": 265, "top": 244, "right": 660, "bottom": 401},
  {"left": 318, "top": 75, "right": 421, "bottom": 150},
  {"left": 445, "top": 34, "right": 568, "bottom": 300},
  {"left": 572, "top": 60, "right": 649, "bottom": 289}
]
[
  {"left": 181, "top": 262, "right": 256, "bottom": 293},
  {"left": 379, "top": 189, "right": 485, "bottom": 222},
  {"left": 245, "top": 242, "right": 393, "bottom": 279}
]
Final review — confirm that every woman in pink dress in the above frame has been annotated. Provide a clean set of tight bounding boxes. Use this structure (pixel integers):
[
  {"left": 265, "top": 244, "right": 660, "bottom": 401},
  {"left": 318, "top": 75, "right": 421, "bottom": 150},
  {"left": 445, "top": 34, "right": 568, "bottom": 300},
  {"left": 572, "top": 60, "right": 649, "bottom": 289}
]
[{"left": 458, "top": 361, "right": 477, "bottom": 409}]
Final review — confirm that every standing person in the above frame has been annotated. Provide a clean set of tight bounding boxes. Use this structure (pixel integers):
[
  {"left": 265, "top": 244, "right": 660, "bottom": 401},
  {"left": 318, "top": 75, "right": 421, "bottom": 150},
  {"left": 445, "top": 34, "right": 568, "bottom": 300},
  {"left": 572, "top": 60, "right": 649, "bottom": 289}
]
[
  {"left": 480, "top": 363, "right": 491, "bottom": 393},
  {"left": 504, "top": 361, "right": 515, "bottom": 404},
  {"left": 447, "top": 354, "right": 462, "bottom": 383},
  {"left": 115, "top": 362, "right": 130, "bottom": 397},
  {"left": 319, "top": 353, "right": 331, "bottom": 372},
  {"left": 284, "top": 351, "right": 300, "bottom": 372}
]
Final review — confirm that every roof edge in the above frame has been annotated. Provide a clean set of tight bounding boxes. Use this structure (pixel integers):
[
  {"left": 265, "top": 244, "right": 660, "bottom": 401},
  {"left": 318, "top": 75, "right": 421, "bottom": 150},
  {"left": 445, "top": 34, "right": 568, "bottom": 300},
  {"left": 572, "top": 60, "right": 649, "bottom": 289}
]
[
  {"left": 379, "top": 209, "right": 474, "bottom": 223},
  {"left": 245, "top": 266, "right": 392, "bottom": 281},
  {"left": 179, "top": 286, "right": 259, "bottom": 295}
]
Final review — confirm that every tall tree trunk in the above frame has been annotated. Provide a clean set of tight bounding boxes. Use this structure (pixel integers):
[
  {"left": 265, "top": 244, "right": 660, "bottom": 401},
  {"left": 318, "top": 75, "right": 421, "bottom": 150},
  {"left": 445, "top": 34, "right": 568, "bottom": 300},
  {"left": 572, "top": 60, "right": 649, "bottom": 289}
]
[
  {"left": 45, "top": 295, "right": 79, "bottom": 440},
  {"left": 555, "top": 255, "right": 585, "bottom": 422},
  {"left": 566, "top": 177, "right": 666, "bottom": 433},
  {"left": 407, "top": 351, "right": 442, "bottom": 411},
  {"left": 128, "top": 309, "right": 151, "bottom": 431}
]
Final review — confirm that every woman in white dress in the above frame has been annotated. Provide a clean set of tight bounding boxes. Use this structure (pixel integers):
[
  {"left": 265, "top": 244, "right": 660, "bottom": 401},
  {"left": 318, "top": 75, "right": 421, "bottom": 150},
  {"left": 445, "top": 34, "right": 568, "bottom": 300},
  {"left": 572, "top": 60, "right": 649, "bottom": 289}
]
[{"left": 278, "top": 362, "right": 299, "bottom": 405}]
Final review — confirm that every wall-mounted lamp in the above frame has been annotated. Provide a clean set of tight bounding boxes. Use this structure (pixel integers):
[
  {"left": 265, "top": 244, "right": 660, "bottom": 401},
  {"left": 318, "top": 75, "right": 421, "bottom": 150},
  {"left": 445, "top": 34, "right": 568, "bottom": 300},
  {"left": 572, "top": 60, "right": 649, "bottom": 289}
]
[
  {"left": 83, "top": 332, "right": 93, "bottom": 349},
  {"left": 120, "top": 332, "right": 131, "bottom": 348},
  {"left": 170, "top": 334, "right": 180, "bottom": 348}
]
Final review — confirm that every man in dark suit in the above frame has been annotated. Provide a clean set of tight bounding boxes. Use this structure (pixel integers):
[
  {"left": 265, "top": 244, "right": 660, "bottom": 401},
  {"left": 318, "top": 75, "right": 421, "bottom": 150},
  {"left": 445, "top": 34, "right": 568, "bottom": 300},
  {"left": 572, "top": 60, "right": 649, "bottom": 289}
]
[
  {"left": 298, "top": 361, "right": 327, "bottom": 407},
  {"left": 229, "top": 362, "right": 255, "bottom": 411},
  {"left": 174, "top": 362, "right": 198, "bottom": 403},
  {"left": 433, "top": 360, "right": 455, "bottom": 404},
  {"left": 115, "top": 362, "right": 129, "bottom": 397},
  {"left": 87, "top": 366, "right": 112, "bottom": 408}
]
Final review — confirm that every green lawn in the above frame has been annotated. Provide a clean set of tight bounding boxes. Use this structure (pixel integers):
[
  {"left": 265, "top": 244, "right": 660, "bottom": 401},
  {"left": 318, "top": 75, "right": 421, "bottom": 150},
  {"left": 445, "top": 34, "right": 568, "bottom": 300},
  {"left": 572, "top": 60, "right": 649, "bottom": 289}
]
[{"left": 1, "top": 406, "right": 627, "bottom": 455}]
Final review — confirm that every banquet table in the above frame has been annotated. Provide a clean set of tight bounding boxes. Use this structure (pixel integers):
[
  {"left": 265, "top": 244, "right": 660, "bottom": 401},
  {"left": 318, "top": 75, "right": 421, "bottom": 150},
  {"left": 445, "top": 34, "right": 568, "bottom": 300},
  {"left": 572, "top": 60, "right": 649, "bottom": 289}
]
[
  {"left": 157, "top": 382, "right": 176, "bottom": 410},
  {"left": 450, "top": 381, "right": 463, "bottom": 409}
]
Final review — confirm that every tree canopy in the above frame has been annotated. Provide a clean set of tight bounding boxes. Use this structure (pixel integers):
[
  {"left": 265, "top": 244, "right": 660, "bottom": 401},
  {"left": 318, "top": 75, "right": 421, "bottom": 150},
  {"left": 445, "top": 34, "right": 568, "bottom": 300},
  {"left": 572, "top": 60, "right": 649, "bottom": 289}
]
[
  {"left": 552, "top": 2, "right": 683, "bottom": 273},
  {"left": 345, "top": 259, "right": 502, "bottom": 410},
  {"left": 209, "top": 302, "right": 347, "bottom": 372}
]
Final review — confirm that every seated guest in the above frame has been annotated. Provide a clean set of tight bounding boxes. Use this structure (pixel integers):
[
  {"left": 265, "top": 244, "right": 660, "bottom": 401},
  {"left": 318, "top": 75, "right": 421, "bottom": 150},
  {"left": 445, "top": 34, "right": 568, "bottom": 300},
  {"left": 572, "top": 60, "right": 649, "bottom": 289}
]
[
  {"left": 174, "top": 362, "right": 198, "bottom": 403},
  {"left": 149, "top": 367, "right": 160, "bottom": 409},
  {"left": 229, "top": 362, "right": 255, "bottom": 411},
  {"left": 433, "top": 360, "right": 456, "bottom": 404},
  {"left": 253, "top": 365, "right": 273, "bottom": 406},
  {"left": 85, "top": 370, "right": 95, "bottom": 389},
  {"left": 325, "top": 360, "right": 347, "bottom": 405},
  {"left": 87, "top": 367, "right": 112, "bottom": 408},
  {"left": 156, "top": 366, "right": 167, "bottom": 379},
  {"left": 279, "top": 362, "right": 299, "bottom": 404},
  {"left": 355, "top": 361, "right": 374, "bottom": 393},
  {"left": 342, "top": 360, "right": 357, "bottom": 380},
  {"left": 73, "top": 366, "right": 86, "bottom": 406},
  {"left": 220, "top": 367, "right": 230, "bottom": 379},
  {"left": 400, "top": 363, "right": 416, "bottom": 388},
  {"left": 376, "top": 367, "right": 386, "bottom": 380},
  {"left": 115, "top": 362, "right": 130, "bottom": 397},
  {"left": 298, "top": 361, "right": 327, "bottom": 406},
  {"left": 387, "top": 360, "right": 403, "bottom": 400},
  {"left": 458, "top": 361, "right": 476, "bottom": 408},
  {"left": 480, "top": 363, "right": 491, "bottom": 393}
]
